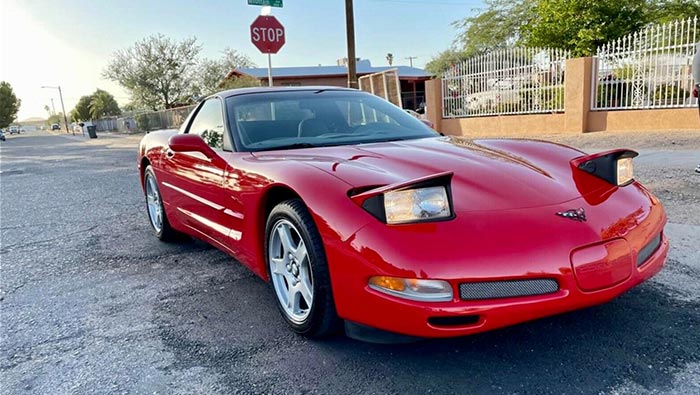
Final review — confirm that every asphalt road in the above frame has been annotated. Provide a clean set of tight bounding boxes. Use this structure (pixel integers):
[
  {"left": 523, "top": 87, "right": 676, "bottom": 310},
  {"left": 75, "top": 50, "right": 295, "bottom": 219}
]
[{"left": 1, "top": 131, "right": 699, "bottom": 395}]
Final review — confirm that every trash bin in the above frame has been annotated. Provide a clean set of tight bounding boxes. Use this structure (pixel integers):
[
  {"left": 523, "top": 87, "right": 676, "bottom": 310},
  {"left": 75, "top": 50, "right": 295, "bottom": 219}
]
[{"left": 87, "top": 125, "right": 97, "bottom": 139}]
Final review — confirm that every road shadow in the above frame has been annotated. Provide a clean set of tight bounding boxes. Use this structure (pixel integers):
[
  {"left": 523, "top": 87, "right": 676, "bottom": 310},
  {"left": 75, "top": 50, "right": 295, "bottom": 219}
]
[{"left": 149, "top": 246, "right": 699, "bottom": 395}]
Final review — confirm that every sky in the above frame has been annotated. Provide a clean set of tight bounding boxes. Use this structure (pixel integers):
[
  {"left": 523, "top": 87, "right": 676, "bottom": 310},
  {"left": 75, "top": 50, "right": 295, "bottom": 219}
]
[{"left": 0, "top": 0, "right": 485, "bottom": 120}]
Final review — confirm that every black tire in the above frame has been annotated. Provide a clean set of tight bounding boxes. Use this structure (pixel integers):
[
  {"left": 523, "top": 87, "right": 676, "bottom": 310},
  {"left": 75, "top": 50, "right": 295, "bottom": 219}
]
[
  {"left": 143, "top": 165, "right": 181, "bottom": 242},
  {"left": 265, "top": 199, "right": 341, "bottom": 337}
]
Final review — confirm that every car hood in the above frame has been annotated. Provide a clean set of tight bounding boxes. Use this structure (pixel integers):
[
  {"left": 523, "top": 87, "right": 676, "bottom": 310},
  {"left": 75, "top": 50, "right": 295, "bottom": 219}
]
[{"left": 252, "top": 136, "right": 592, "bottom": 211}]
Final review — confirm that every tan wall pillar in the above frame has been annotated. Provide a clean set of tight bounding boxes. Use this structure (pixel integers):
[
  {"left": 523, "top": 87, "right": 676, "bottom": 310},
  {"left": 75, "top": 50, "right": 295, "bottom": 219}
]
[
  {"left": 564, "top": 57, "right": 593, "bottom": 133},
  {"left": 425, "top": 79, "right": 442, "bottom": 132}
]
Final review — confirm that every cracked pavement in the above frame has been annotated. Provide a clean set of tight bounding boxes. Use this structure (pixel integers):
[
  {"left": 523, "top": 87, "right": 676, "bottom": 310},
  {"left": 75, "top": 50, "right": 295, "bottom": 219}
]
[{"left": 0, "top": 130, "right": 698, "bottom": 395}]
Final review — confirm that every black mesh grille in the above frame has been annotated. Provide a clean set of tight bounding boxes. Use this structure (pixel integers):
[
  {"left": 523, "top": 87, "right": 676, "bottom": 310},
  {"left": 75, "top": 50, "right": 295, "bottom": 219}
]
[
  {"left": 637, "top": 233, "right": 662, "bottom": 267},
  {"left": 459, "top": 279, "right": 559, "bottom": 301}
]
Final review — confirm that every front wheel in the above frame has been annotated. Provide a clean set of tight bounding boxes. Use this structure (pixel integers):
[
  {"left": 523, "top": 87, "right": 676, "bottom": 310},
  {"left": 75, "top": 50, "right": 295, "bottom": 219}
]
[
  {"left": 144, "top": 165, "right": 180, "bottom": 242},
  {"left": 265, "top": 199, "right": 341, "bottom": 337}
]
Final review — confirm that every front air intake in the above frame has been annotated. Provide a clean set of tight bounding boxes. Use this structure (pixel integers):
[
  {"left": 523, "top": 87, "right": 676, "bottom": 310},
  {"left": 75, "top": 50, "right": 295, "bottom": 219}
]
[
  {"left": 637, "top": 233, "right": 662, "bottom": 267},
  {"left": 459, "top": 279, "right": 559, "bottom": 301}
]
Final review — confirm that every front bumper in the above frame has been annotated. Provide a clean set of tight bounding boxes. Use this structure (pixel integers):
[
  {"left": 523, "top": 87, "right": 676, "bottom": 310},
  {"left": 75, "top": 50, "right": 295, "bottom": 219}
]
[{"left": 325, "top": 186, "right": 668, "bottom": 339}]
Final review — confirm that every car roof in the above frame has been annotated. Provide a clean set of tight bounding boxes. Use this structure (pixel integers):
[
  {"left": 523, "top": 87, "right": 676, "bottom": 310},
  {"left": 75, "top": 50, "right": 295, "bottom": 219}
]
[{"left": 215, "top": 86, "right": 359, "bottom": 100}]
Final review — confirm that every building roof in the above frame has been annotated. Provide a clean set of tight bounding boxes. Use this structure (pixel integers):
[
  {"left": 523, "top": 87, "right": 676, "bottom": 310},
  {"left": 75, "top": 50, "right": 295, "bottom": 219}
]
[
  {"left": 215, "top": 85, "right": 356, "bottom": 99},
  {"left": 233, "top": 60, "right": 431, "bottom": 81}
]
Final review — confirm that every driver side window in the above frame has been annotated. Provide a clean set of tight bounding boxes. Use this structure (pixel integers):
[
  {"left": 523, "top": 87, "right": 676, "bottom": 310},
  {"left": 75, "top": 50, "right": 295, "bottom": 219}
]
[{"left": 188, "top": 98, "right": 225, "bottom": 149}]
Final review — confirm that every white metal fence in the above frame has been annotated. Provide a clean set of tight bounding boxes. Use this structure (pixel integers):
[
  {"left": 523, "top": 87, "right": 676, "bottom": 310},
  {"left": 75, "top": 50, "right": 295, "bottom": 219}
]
[
  {"left": 94, "top": 105, "right": 196, "bottom": 133},
  {"left": 593, "top": 17, "right": 699, "bottom": 110},
  {"left": 442, "top": 48, "right": 570, "bottom": 118}
]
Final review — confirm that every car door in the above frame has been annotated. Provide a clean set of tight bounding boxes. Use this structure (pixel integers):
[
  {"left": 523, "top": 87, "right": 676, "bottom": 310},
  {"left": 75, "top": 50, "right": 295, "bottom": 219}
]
[{"left": 160, "top": 98, "right": 233, "bottom": 247}]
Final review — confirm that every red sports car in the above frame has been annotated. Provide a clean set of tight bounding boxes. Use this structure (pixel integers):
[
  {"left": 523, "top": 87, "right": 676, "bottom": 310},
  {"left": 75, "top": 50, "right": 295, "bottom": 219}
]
[{"left": 137, "top": 87, "right": 668, "bottom": 342}]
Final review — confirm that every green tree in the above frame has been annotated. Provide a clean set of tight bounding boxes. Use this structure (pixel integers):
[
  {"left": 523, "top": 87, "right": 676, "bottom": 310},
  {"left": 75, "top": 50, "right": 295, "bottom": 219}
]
[
  {"left": 46, "top": 113, "right": 63, "bottom": 127},
  {"left": 194, "top": 48, "right": 256, "bottom": 97},
  {"left": 71, "top": 89, "right": 121, "bottom": 121},
  {"left": 649, "top": 0, "right": 700, "bottom": 23},
  {"left": 0, "top": 81, "right": 21, "bottom": 129},
  {"left": 218, "top": 74, "right": 261, "bottom": 90},
  {"left": 71, "top": 95, "right": 92, "bottom": 122},
  {"left": 434, "top": 0, "right": 699, "bottom": 68},
  {"left": 524, "top": 0, "right": 647, "bottom": 56},
  {"left": 104, "top": 34, "right": 201, "bottom": 110},
  {"left": 89, "top": 89, "right": 121, "bottom": 119},
  {"left": 425, "top": 49, "right": 470, "bottom": 75},
  {"left": 452, "top": 0, "right": 536, "bottom": 57},
  {"left": 221, "top": 47, "right": 255, "bottom": 70}
]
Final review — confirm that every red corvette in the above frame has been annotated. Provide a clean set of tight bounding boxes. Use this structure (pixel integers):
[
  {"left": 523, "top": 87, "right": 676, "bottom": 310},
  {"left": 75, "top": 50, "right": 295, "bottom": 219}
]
[{"left": 138, "top": 87, "right": 668, "bottom": 342}]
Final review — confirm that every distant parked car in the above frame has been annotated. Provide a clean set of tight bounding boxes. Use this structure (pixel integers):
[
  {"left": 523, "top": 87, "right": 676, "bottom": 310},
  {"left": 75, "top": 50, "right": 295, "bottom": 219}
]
[
  {"left": 8, "top": 126, "right": 20, "bottom": 135},
  {"left": 0, "top": 129, "right": 6, "bottom": 141},
  {"left": 51, "top": 123, "right": 61, "bottom": 131}
]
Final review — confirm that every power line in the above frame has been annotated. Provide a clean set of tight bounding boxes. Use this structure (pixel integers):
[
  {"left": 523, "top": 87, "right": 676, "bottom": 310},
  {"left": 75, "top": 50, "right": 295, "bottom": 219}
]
[{"left": 405, "top": 56, "right": 418, "bottom": 67}]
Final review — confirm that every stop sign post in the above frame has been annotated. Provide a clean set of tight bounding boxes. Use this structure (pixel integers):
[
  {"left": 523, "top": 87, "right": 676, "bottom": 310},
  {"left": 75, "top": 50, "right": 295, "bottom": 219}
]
[{"left": 251, "top": 15, "right": 285, "bottom": 87}]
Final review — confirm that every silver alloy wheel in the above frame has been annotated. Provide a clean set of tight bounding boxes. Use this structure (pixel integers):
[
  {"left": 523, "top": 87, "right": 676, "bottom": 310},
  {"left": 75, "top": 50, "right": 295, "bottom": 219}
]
[
  {"left": 145, "top": 174, "right": 163, "bottom": 233},
  {"left": 269, "top": 219, "right": 314, "bottom": 324}
]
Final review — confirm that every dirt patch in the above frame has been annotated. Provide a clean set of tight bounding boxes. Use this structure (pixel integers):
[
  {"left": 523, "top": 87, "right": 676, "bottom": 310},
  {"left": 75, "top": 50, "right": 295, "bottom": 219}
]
[{"left": 509, "top": 130, "right": 700, "bottom": 151}]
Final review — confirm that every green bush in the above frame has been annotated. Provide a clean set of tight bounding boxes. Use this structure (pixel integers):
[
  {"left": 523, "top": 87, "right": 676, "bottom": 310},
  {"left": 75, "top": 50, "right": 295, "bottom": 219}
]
[
  {"left": 653, "top": 85, "right": 689, "bottom": 105},
  {"left": 136, "top": 114, "right": 151, "bottom": 132}
]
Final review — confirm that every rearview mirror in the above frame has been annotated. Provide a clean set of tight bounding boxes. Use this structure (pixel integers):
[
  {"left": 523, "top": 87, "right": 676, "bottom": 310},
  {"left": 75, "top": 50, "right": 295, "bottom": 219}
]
[{"left": 168, "top": 134, "right": 217, "bottom": 159}]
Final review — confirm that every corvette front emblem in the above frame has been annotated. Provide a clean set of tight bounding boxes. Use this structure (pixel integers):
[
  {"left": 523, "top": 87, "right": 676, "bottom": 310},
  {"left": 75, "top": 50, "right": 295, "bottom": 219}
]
[{"left": 556, "top": 208, "right": 587, "bottom": 222}]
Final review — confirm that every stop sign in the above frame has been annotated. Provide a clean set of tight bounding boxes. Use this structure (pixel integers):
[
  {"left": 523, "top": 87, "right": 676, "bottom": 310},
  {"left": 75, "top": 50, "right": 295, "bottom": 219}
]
[{"left": 250, "top": 16, "right": 285, "bottom": 54}]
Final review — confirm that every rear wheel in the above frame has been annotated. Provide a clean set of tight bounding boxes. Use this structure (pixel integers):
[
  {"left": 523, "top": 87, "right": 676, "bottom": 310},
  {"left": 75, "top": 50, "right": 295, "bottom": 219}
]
[
  {"left": 144, "top": 166, "right": 180, "bottom": 242},
  {"left": 265, "top": 199, "right": 340, "bottom": 337}
]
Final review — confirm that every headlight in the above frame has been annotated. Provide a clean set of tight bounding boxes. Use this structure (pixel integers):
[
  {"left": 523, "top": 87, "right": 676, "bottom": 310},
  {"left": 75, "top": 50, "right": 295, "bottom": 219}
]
[
  {"left": 576, "top": 149, "right": 638, "bottom": 187},
  {"left": 369, "top": 276, "right": 453, "bottom": 302},
  {"left": 384, "top": 186, "right": 451, "bottom": 224},
  {"left": 617, "top": 157, "right": 634, "bottom": 186}
]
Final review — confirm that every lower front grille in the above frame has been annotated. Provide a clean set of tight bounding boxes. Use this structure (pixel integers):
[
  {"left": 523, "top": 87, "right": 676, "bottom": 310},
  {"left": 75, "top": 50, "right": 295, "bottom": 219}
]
[
  {"left": 459, "top": 279, "right": 559, "bottom": 301},
  {"left": 637, "top": 233, "right": 662, "bottom": 267}
]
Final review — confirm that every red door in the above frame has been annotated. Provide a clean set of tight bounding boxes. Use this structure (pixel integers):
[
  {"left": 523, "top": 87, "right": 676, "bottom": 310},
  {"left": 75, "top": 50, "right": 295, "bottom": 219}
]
[{"left": 159, "top": 98, "right": 234, "bottom": 248}]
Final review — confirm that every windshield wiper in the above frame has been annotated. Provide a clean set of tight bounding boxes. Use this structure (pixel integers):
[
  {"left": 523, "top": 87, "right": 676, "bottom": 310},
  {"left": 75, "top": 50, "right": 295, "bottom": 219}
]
[{"left": 268, "top": 142, "right": 318, "bottom": 151}]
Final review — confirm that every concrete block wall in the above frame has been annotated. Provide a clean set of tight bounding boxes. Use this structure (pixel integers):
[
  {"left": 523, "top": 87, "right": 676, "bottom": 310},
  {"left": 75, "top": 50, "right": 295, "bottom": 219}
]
[{"left": 426, "top": 57, "right": 700, "bottom": 135}]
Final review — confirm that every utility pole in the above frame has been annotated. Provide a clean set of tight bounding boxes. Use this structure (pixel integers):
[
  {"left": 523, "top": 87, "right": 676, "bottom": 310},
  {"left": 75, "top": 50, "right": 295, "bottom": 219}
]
[
  {"left": 405, "top": 56, "right": 417, "bottom": 68},
  {"left": 42, "top": 85, "right": 73, "bottom": 135},
  {"left": 345, "top": 0, "right": 358, "bottom": 89},
  {"left": 58, "top": 87, "right": 70, "bottom": 135}
]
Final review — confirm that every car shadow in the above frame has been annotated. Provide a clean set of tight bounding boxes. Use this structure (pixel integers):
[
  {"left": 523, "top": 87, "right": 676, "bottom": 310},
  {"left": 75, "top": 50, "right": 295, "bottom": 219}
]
[{"left": 150, "top": 240, "right": 699, "bottom": 394}]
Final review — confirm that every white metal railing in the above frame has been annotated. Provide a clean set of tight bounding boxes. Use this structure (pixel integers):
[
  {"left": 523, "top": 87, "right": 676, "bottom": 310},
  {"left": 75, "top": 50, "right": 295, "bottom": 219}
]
[
  {"left": 593, "top": 16, "right": 699, "bottom": 110},
  {"left": 442, "top": 47, "right": 570, "bottom": 118}
]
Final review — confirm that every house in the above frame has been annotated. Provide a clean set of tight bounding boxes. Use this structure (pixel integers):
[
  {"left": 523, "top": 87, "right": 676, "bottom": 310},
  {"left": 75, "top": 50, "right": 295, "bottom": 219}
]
[{"left": 224, "top": 60, "right": 433, "bottom": 110}]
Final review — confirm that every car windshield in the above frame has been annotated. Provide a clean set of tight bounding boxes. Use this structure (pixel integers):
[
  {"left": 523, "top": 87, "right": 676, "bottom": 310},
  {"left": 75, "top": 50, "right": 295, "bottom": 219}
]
[{"left": 226, "top": 90, "right": 437, "bottom": 151}]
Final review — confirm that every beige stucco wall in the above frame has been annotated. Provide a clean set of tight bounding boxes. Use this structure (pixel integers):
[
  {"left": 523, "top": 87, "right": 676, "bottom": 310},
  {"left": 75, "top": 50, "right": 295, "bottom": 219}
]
[
  {"left": 441, "top": 113, "right": 567, "bottom": 136},
  {"left": 426, "top": 57, "right": 700, "bottom": 135},
  {"left": 589, "top": 109, "right": 700, "bottom": 132}
]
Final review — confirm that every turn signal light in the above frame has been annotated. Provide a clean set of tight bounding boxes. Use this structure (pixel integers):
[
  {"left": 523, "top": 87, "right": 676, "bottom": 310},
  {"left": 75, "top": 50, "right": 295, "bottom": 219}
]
[
  {"left": 368, "top": 276, "right": 453, "bottom": 302},
  {"left": 369, "top": 276, "right": 406, "bottom": 292}
]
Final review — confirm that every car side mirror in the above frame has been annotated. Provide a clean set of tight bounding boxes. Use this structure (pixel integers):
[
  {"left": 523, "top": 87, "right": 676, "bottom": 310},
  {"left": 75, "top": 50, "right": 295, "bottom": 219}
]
[{"left": 168, "top": 134, "right": 217, "bottom": 159}]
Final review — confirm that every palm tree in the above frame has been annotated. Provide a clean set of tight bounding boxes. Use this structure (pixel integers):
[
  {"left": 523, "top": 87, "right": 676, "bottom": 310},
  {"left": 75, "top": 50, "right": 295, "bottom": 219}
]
[{"left": 386, "top": 53, "right": 394, "bottom": 66}]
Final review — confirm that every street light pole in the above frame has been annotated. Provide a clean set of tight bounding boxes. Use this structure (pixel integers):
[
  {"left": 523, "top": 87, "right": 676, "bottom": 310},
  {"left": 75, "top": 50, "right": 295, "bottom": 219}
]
[
  {"left": 42, "top": 85, "right": 73, "bottom": 135},
  {"left": 345, "top": 0, "right": 358, "bottom": 89}
]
